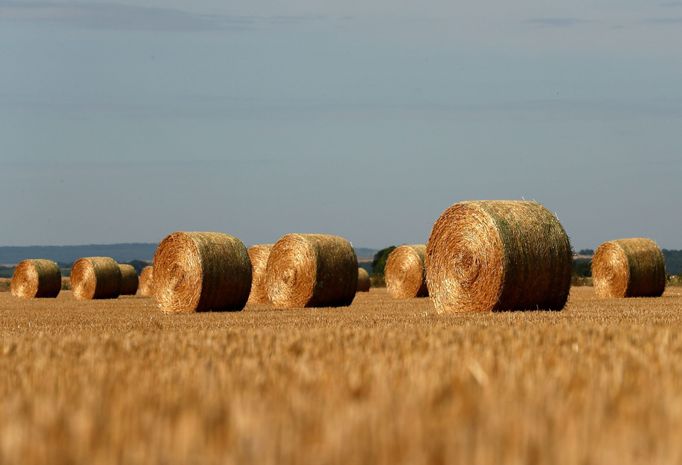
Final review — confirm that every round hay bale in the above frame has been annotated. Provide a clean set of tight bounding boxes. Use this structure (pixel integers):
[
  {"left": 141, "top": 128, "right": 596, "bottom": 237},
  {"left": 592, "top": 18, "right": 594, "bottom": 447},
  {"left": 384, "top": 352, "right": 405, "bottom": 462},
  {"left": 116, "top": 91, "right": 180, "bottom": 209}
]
[
  {"left": 138, "top": 266, "right": 154, "bottom": 297},
  {"left": 426, "top": 200, "right": 572, "bottom": 313},
  {"left": 592, "top": 238, "right": 665, "bottom": 298},
  {"left": 357, "top": 267, "right": 371, "bottom": 292},
  {"left": 71, "top": 257, "right": 122, "bottom": 300},
  {"left": 247, "top": 244, "right": 273, "bottom": 305},
  {"left": 118, "top": 264, "right": 139, "bottom": 296},
  {"left": 266, "top": 234, "right": 358, "bottom": 308},
  {"left": 385, "top": 244, "right": 428, "bottom": 299},
  {"left": 153, "top": 232, "right": 252, "bottom": 313},
  {"left": 10, "top": 259, "right": 61, "bottom": 299}
]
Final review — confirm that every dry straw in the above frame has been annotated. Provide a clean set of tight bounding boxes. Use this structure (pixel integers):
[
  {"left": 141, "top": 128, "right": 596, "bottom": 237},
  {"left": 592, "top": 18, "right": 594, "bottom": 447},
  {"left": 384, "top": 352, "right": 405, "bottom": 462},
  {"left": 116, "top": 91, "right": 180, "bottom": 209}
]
[
  {"left": 118, "top": 264, "right": 139, "bottom": 296},
  {"left": 592, "top": 238, "right": 665, "bottom": 298},
  {"left": 138, "top": 266, "right": 154, "bottom": 297},
  {"left": 385, "top": 245, "right": 428, "bottom": 299},
  {"left": 247, "top": 244, "right": 273, "bottom": 305},
  {"left": 266, "top": 233, "right": 358, "bottom": 308},
  {"left": 153, "top": 232, "right": 252, "bottom": 313},
  {"left": 71, "top": 257, "right": 122, "bottom": 300},
  {"left": 10, "top": 259, "right": 62, "bottom": 299},
  {"left": 426, "top": 200, "right": 572, "bottom": 313},
  {"left": 357, "top": 268, "right": 371, "bottom": 292}
]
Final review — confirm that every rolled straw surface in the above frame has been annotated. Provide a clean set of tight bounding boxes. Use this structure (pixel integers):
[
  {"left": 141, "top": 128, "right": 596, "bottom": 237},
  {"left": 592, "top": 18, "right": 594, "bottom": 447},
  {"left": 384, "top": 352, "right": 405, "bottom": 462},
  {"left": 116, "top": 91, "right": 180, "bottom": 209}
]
[
  {"left": 71, "top": 257, "right": 122, "bottom": 300},
  {"left": 592, "top": 238, "right": 665, "bottom": 298},
  {"left": 247, "top": 244, "right": 273, "bottom": 304},
  {"left": 118, "top": 264, "right": 139, "bottom": 295},
  {"left": 266, "top": 234, "right": 358, "bottom": 308},
  {"left": 385, "top": 245, "right": 428, "bottom": 299},
  {"left": 357, "top": 268, "right": 371, "bottom": 292},
  {"left": 426, "top": 200, "right": 572, "bottom": 313},
  {"left": 153, "top": 232, "right": 252, "bottom": 313},
  {"left": 138, "top": 266, "right": 154, "bottom": 297},
  {"left": 10, "top": 259, "right": 61, "bottom": 299}
]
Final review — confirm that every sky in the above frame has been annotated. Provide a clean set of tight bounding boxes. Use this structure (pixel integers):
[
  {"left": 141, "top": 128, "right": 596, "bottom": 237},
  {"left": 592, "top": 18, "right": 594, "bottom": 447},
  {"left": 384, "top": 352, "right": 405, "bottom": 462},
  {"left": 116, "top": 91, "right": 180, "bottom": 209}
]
[{"left": 1, "top": 0, "right": 682, "bottom": 249}]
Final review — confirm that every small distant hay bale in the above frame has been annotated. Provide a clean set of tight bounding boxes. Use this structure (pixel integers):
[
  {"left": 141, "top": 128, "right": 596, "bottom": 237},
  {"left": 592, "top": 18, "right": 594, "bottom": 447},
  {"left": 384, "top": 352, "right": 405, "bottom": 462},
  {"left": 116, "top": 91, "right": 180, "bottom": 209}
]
[
  {"left": 385, "top": 245, "right": 428, "bottom": 299},
  {"left": 71, "top": 257, "right": 122, "bottom": 300},
  {"left": 153, "top": 232, "right": 252, "bottom": 313},
  {"left": 426, "top": 200, "right": 572, "bottom": 313},
  {"left": 266, "top": 234, "right": 358, "bottom": 308},
  {"left": 592, "top": 238, "right": 665, "bottom": 298},
  {"left": 118, "top": 264, "right": 139, "bottom": 296},
  {"left": 247, "top": 244, "right": 273, "bottom": 304},
  {"left": 10, "top": 259, "right": 61, "bottom": 299},
  {"left": 138, "top": 266, "right": 154, "bottom": 297},
  {"left": 357, "top": 268, "right": 371, "bottom": 292}
]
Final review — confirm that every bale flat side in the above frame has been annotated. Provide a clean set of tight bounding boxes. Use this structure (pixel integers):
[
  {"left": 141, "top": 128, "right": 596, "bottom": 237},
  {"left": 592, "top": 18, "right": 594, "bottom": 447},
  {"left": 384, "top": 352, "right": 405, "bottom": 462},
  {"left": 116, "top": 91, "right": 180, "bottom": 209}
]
[
  {"left": 71, "top": 257, "right": 122, "bottom": 300},
  {"left": 138, "top": 266, "right": 154, "bottom": 297},
  {"left": 357, "top": 268, "right": 371, "bottom": 292},
  {"left": 385, "top": 244, "right": 428, "bottom": 299},
  {"left": 247, "top": 244, "right": 273, "bottom": 305},
  {"left": 10, "top": 259, "right": 61, "bottom": 299}
]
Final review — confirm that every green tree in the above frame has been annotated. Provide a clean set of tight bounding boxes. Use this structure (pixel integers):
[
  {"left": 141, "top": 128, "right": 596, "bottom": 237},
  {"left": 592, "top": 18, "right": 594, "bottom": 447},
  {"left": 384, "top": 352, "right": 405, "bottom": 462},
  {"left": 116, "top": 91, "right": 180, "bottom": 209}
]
[{"left": 371, "top": 246, "right": 396, "bottom": 277}]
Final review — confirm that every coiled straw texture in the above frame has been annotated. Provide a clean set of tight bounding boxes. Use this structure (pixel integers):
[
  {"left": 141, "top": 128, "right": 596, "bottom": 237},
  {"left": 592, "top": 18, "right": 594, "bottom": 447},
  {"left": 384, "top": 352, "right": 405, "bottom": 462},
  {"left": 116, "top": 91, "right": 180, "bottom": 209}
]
[
  {"left": 138, "top": 266, "right": 154, "bottom": 297},
  {"left": 426, "top": 200, "right": 572, "bottom": 313},
  {"left": 385, "top": 245, "right": 428, "bottom": 299},
  {"left": 118, "top": 264, "right": 139, "bottom": 295},
  {"left": 592, "top": 238, "right": 665, "bottom": 298},
  {"left": 247, "top": 244, "right": 273, "bottom": 305},
  {"left": 10, "top": 259, "right": 61, "bottom": 299},
  {"left": 153, "top": 232, "right": 252, "bottom": 313},
  {"left": 71, "top": 257, "right": 122, "bottom": 300},
  {"left": 266, "top": 234, "right": 358, "bottom": 308},
  {"left": 357, "top": 268, "right": 371, "bottom": 292}
]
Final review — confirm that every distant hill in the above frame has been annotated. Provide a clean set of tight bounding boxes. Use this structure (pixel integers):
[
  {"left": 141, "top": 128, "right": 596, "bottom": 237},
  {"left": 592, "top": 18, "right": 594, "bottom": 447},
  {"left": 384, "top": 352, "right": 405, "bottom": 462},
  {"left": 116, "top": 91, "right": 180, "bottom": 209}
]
[
  {"left": 0, "top": 243, "right": 157, "bottom": 266},
  {"left": 0, "top": 243, "right": 379, "bottom": 267}
]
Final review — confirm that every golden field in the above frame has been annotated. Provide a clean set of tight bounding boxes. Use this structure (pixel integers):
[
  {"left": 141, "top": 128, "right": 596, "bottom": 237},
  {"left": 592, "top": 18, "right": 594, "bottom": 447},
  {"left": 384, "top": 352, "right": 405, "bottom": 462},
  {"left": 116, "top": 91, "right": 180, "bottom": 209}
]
[{"left": 2, "top": 288, "right": 682, "bottom": 465}]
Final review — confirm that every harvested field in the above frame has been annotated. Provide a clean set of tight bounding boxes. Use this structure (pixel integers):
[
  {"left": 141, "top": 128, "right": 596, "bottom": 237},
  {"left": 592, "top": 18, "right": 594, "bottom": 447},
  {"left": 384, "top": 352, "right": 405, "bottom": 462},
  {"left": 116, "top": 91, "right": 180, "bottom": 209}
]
[{"left": 2, "top": 288, "right": 682, "bottom": 464}]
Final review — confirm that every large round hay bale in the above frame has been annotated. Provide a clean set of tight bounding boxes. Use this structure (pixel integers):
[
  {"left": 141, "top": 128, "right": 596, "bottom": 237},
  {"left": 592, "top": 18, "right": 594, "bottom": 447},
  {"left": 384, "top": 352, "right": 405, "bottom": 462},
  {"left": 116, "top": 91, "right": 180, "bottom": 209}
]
[
  {"left": 10, "top": 259, "right": 61, "bottom": 299},
  {"left": 247, "top": 244, "right": 273, "bottom": 304},
  {"left": 357, "top": 267, "right": 371, "bottom": 292},
  {"left": 71, "top": 257, "right": 122, "bottom": 300},
  {"left": 153, "top": 232, "right": 252, "bottom": 313},
  {"left": 266, "top": 234, "right": 358, "bottom": 308},
  {"left": 592, "top": 238, "right": 665, "bottom": 298},
  {"left": 118, "top": 264, "right": 139, "bottom": 295},
  {"left": 426, "top": 200, "right": 572, "bottom": 313},
  {"left": 138, "top": 266, "right": 154, "bottom": 297},
  {"left": 385, "top": 244, "right": 428, "bottom": 299}
]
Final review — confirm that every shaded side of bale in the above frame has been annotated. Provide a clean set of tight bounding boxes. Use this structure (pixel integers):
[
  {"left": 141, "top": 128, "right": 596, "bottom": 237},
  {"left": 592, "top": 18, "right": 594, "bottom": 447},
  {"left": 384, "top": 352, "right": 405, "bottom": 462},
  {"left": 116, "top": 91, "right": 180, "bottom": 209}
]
[
  {"left": 118, "top": 264, "right": 139, "bottom": 295},
  {"left": 426, "top": 200, "right": 572, "bottom": 313},
  {"left": 592, "top": 238, "right": 665, "bottom": 298},
  {"left": 153, "top": 232, "right": 252, "bottom": 313},
  {"left": 266, "top": 234, "right": 358, "bottom": 308},
  {"left": 357, "top": 268, "right": 371, "bottom": 292},
  {"left": 10, "top": 259, "right": 61, "bottom": 299},
  {"left": 71, "top": 257, "right": 122, "bottom": 300},
  {"left": 247, "top": 244, "right": 274, "bottom": 304},
  {"left": 385, "top": 244, "right": 428, "bottom": 299},
  {"left": 138, "top": 266, "right": 154, "bottom": 297}
]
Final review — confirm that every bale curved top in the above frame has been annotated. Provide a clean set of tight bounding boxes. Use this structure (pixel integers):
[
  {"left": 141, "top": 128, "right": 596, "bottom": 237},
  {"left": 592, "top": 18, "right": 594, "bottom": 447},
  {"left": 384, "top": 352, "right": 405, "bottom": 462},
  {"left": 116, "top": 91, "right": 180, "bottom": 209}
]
[
  {"left": 592, "top": 238, "right": 665, "bottom": 298},
  {"left": 10, "top": 259, "right": 61, "bottom": 299},
  {"left": 357, "top": 267, "right": 371, "bottom": 292},
  {"left": 138, "top": 266, "right": 154, "bottom": 297},
  {"left": 426, "top": 200, "right": 572, "bottom": 312},
  {"left": 385, "top": 244, "right": 428, "bottom": 299},
  {"left": 118, "top": 264, "right": 139, "bottom": 295},
  {"left": 247, "top": 244, "right": 274, "bottom": 305},
  {"left": 153, "top": 231, "right": 252, "bottom": 313},
  {"left": 266, "top": 233, "right": 358, "bottom": 308},
  {"left": 71, "top": 257, "right": 122, "bottom": 300}
]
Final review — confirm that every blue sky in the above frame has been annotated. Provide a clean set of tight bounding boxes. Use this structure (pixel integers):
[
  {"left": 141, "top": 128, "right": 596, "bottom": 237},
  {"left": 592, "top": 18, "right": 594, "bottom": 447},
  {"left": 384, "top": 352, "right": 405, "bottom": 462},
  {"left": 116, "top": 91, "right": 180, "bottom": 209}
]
[{"left": 1, "top": 0, "right": 681, "bottom": 248}]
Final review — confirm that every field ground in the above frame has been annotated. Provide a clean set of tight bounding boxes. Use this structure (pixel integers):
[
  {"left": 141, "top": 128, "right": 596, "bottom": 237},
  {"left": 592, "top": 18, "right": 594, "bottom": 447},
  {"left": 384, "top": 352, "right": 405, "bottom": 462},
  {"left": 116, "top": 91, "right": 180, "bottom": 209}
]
[{"left": 2, "top": 288, "right": 682, "bottom": 464}]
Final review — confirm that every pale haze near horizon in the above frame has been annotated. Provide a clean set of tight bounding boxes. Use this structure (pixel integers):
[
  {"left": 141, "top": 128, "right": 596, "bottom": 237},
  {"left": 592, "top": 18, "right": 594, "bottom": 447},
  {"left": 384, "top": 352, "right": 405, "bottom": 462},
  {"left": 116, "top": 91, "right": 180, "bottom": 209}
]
[{"left": 1, "top": 0, "right": 681, "bottom": 249}]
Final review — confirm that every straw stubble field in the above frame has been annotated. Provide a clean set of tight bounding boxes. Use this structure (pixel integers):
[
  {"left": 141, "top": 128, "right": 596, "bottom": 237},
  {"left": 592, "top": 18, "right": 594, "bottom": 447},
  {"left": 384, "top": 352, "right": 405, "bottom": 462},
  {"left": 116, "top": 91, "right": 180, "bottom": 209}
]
[{"left": 2, "top": 288, "right": 682, "bottom": 465}]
